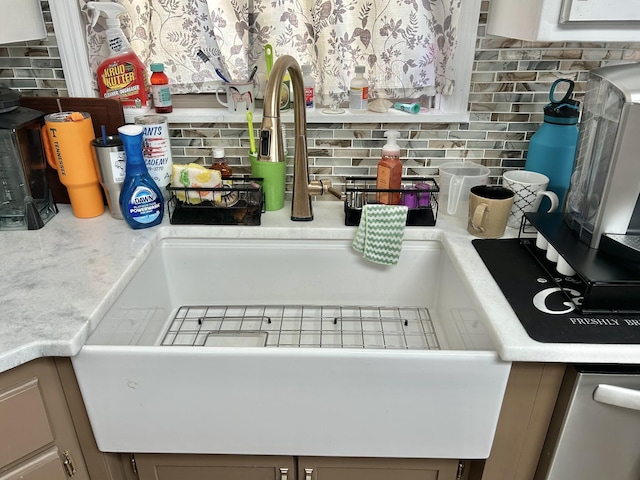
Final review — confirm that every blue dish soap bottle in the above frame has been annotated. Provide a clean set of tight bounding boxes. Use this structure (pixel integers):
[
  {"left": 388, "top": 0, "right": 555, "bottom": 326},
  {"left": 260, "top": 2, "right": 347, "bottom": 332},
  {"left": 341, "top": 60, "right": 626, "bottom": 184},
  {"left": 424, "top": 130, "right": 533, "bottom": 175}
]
[
  {"left": 525, "top": 78, "right": 580, "bottom": 211},
  {"left": 118, "top": 124, "right": 164, "bottom": 229}
]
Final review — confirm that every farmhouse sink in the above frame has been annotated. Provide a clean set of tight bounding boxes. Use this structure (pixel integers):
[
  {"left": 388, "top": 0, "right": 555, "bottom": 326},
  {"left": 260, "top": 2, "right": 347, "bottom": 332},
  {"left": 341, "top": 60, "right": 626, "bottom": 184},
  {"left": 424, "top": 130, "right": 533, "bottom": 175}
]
[{"left": 72, "top": 235, "right": 511, "bottom": 458}]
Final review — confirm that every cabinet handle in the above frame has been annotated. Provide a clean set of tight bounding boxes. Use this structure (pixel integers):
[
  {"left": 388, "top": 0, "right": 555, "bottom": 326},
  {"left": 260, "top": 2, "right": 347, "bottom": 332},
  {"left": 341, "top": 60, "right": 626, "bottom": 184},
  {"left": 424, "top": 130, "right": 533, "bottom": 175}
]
[
  {"left": 62, "top": 450, "right": 77, "bottom": 477},
  {"left": 280, "top": 467, "right": 289, "bottom": 480},
  {"left": 593, "top": 384, "right": 640, "bottom": 411},
  {"left": 305, "top": 467, "right": 314, "bottom": 480}
]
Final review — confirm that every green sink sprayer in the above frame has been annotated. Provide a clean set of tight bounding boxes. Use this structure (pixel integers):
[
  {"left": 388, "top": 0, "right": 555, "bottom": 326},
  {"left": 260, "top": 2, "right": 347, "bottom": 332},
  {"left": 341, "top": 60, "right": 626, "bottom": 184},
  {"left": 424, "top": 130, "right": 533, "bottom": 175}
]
[{"left": 118, "top": 124, "right": 164, "bottom": 228}]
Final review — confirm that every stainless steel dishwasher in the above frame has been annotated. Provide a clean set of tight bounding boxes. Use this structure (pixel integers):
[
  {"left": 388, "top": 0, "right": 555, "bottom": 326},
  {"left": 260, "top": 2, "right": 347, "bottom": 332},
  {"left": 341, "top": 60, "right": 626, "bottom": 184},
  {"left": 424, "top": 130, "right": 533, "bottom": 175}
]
[{"left": 535, "top": 365, "right": 640, "bottom": 480}]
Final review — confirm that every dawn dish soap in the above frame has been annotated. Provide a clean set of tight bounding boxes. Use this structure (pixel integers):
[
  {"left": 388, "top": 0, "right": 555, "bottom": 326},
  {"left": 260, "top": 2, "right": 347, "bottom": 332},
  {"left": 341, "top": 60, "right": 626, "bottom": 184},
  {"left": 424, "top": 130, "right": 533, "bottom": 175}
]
[{"left": 118, "top": 124, "right": 164, "bottom": 229}]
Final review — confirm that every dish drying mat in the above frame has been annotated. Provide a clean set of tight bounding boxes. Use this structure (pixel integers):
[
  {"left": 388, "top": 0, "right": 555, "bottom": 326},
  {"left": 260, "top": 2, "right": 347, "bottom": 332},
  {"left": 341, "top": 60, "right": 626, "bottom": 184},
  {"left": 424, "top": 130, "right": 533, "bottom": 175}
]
[{"left": 161, "top": 305, "right": 441, "bottom": 350}]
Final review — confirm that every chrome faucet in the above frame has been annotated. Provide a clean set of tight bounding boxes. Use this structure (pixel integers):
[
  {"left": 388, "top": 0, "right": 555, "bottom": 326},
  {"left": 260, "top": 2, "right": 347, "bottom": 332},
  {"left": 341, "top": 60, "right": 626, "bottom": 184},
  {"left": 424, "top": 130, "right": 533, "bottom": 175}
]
[{"left": 259, "top": 55, "right": 338, "bottom": 221}]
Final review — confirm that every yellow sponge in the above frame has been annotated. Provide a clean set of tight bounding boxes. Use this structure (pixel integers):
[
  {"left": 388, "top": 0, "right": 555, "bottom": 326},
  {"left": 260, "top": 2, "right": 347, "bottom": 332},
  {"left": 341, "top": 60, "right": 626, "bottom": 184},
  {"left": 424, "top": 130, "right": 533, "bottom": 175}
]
[{"left": 171, "top": 163, "right": 222, "bottom": 204}]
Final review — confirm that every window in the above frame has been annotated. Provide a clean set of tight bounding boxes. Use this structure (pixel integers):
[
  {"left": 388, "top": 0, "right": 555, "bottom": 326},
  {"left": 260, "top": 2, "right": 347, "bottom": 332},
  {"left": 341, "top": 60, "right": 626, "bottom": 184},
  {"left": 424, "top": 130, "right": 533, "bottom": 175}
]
[{"left": 48, "top": 0, "right": 480, "bottom": 122}]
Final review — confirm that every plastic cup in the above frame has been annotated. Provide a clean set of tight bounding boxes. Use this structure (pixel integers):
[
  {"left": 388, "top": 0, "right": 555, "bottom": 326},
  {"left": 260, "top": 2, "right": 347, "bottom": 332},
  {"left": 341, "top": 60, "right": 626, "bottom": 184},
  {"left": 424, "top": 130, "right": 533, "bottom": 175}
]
[{"left": 250, "top": 152, "right": 285, "bottom": 211}]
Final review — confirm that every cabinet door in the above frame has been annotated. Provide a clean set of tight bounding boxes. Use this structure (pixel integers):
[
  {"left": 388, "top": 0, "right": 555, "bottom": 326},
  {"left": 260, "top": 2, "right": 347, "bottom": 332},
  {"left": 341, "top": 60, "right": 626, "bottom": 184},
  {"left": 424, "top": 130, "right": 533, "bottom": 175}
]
[
  {"left": 0, "top": 447, "right": 67, "bottom": 480},
  {"left": 0, "top": 358, "right": 90, "bottom": 479},
  {"left": 135, "top": 454, "right": 295, "bottom": 480},
  {"left": 0, "top": 378, "right": 54, "bottom": 468},
  {"left": 298, "top": 457, "right": 460, "bottom": 480}
]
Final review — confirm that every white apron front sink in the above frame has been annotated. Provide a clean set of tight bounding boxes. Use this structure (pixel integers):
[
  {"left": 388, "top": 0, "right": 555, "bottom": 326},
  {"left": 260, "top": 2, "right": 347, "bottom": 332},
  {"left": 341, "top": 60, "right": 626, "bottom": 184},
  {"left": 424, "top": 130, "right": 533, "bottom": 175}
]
[{"left": 72, "top": 235, "right": 511, "bottom": 458}]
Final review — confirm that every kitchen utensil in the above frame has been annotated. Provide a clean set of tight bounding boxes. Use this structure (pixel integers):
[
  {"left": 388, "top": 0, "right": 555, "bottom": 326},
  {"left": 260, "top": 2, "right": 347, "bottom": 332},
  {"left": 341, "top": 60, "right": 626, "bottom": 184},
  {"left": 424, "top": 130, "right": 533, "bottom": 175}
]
[
  {"left": 264, "top": 44, "right": 274, "bottom": 76},
  {"left": 42, "top": 111, "right": 104, "bottom": 218},
  {"left": 467, "top": 185, "right": 514, "bottom": 238},
  {"left": 503, "top": 170, "right": 558, "bottom": 228},
  {"left": 439, "top": 161, "right": 490, "bottom": 218},
  {"left": 0, "top": 100, "right": 57, "bottom": 230}
]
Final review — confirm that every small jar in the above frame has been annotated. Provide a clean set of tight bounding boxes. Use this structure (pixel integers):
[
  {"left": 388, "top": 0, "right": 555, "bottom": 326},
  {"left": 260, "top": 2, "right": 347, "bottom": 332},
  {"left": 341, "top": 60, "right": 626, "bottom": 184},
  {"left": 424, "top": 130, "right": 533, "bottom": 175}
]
[
  {"left": 150, "top": 62, "right": 172, "bottom": 114},
  {"left": 209, "top": 148, "right": 238, "bottom": 206},
  {"left": 209, "top": 147, "right": 233, "bottom": 186}
]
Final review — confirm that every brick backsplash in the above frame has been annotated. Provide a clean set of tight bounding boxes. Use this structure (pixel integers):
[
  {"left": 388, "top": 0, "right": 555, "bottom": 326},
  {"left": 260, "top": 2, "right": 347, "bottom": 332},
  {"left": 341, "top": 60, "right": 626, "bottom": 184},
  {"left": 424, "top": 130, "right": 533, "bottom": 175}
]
[{"left": 4, "top": 0, "right": 640, "bottom": 193}]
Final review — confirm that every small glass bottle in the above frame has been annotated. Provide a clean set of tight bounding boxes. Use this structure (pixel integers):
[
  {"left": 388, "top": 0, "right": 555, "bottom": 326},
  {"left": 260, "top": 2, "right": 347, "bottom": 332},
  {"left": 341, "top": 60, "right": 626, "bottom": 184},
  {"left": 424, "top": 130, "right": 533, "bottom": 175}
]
[
  {"left": 150, "top": 62, "right": 172, "bottom": 114},
  {"left": 210, "top": 147, "right": 232, "bottom": 186},
  {"left": 301, "top": 64, "right": 315, "bottom": 111},
  {"left": 349, "top": 65, "right": 368, "bottom": 113}
]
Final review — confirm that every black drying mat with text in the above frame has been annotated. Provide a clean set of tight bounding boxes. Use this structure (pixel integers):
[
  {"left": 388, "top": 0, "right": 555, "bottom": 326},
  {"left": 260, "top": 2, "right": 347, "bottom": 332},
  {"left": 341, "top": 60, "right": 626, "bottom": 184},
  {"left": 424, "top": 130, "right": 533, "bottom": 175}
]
[{"left": 473, "top": 238, "right": 640, "bottom": 344}]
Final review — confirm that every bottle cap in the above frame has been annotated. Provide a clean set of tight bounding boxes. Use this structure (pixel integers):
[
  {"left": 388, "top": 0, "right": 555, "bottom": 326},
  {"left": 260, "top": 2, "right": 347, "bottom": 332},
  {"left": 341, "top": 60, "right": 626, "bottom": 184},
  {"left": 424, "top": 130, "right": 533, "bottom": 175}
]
[
  {"left": 382, "top": 130, "right": 400, "bottom": 156},
  {"left": 543, "top": 78, "right": 580, "bottom": 122},
  {"left": 213, "top": 147, "right": 225, "bottom": 159},
  {"left": 150, "top": 63, "right": 165, "bottom": 72},
  {"left": 301, "top": 64, "right": 311, "bottom": 74},
  {"left": 355, "top": 65, "right": 365, "bottom": 74}
]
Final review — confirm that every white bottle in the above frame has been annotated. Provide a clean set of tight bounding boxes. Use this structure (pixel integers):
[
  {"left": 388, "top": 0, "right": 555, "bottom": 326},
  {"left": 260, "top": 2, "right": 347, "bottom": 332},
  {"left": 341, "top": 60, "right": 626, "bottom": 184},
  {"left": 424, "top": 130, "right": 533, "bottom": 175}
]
[
  {"left": 301, "top": 64, "right": 315, "bottom": 111},
  {"left": 349, "top": 65, "right": 368, "bottom": 112}
]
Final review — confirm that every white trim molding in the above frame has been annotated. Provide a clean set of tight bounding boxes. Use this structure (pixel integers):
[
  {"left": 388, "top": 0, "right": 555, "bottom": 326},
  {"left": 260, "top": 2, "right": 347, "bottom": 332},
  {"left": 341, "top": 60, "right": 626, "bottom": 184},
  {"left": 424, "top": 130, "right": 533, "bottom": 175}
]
[{"left": 48, "top": 0, "right": 94, "bottom": 97}]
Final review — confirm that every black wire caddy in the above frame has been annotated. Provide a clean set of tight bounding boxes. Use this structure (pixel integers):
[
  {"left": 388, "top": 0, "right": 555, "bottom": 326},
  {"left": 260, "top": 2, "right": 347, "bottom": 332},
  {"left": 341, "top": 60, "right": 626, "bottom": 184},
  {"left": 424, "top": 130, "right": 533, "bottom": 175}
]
[
  {"left": 166, "top": 176, "right": 264, "bottom": 226},
  {"left": 343, "top": 176, "right": 439, "bottom": 226}
]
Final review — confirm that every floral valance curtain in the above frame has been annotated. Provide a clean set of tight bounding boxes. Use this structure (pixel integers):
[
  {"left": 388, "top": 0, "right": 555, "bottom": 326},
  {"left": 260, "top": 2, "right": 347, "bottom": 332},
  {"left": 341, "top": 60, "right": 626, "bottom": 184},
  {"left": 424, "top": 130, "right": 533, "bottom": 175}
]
[{"left": 79, "top": 0, "right": 461, "bottom": 102}]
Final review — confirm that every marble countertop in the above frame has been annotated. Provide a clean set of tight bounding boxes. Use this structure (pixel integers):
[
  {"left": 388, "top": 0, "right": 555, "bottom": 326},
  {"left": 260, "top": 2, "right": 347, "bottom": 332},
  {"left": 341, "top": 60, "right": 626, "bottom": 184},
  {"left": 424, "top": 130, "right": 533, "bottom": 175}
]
[{"left": 2, "top": 201, "right": 639, "bottom": 374}]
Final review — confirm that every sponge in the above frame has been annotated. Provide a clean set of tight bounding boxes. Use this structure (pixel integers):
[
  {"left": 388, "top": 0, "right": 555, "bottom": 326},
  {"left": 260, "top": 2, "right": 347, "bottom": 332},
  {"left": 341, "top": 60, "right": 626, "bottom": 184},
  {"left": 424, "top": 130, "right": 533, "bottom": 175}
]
[{"left": 171, "top": 163, "right": 222, "bottom": 204}]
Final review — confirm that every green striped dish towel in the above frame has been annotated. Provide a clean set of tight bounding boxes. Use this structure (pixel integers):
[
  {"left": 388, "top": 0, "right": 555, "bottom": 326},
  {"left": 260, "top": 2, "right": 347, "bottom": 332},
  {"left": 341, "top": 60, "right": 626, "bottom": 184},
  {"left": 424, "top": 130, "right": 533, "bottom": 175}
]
[{"left": 352, "top": 204, "right": 409, "bottom": 265}]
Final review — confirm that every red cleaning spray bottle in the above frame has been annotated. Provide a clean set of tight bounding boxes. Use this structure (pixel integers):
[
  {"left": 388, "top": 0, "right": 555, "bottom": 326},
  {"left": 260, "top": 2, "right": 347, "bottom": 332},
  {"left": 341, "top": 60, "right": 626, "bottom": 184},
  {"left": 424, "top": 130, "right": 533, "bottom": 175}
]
[{"left": 87, "top": 2, "right": 151, "bottom": 111}]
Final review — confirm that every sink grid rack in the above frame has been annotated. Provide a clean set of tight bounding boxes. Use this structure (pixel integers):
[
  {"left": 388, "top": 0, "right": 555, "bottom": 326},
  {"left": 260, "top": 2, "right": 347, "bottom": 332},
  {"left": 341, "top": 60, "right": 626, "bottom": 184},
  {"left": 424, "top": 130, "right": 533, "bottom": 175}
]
[
  {"left": 166, "top": 176, "right": 263, "bottom": 226},
  {"left": 161, "top": 305, "right": 441, "bottom": 350},
  {"left": 343, "top": 176, "right": 439, "bottom": 226}
]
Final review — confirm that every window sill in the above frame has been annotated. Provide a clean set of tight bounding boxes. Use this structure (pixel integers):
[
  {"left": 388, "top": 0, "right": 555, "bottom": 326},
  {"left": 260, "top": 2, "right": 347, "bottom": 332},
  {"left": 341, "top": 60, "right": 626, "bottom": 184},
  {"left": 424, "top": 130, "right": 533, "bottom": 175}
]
[{"left": 124, "top": 107, "right": 470, "bottom": 125}]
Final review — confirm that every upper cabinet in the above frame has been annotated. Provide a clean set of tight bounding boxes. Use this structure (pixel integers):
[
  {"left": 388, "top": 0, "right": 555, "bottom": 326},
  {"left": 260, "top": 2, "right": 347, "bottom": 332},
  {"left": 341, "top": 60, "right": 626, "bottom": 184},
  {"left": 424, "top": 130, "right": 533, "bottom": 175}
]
[{"left": 487, "top": 0, "right": 640, "bottom": 42}]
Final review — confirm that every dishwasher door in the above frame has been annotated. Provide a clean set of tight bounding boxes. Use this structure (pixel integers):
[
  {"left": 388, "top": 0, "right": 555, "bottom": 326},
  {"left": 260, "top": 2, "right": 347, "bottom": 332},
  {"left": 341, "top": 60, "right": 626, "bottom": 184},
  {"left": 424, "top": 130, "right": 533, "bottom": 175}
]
[{"left": 535, "top": 365, "right": 640, "bottom": 480}]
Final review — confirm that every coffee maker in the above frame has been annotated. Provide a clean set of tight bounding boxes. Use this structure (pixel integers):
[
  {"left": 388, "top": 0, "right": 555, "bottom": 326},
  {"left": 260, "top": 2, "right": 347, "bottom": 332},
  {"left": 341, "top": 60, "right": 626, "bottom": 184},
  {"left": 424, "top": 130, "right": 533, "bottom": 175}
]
[
  {"left": 527, "top": 62, "right": 640, "bottom": 312},
  {"left": 0, "top": 88, "right": 57, "bottom": 230},
  {"left": 564, "top": 62, "right": 640, "bottom": 256}
]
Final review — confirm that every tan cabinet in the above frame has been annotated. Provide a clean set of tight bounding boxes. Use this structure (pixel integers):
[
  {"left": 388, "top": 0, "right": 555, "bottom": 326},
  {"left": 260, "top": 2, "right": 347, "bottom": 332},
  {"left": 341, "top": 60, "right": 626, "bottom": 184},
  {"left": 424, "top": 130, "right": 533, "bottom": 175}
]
[
  {"left": 135, "top": 455, "right": 296, "bottom": 480},
  {"left": 297, "top": 457, "right": 462, "bottom": 480},
  {"left": 0, "top": 357, "right": 562, "bottom": 480},
  {"left": 0, "top": 358, "right": 90, "bottom": 480},
  {"left": 134, "top": 454, "right": 463, "bottom": 480}
]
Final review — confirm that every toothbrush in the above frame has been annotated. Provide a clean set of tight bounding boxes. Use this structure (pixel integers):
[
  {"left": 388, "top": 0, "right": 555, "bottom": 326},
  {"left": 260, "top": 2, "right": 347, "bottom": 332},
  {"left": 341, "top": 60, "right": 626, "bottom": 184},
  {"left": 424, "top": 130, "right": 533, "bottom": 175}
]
[
  {"left": 248, "top": 65, "right": 258, "bottom": 82},
  {"left": 196, "top": 49, "right": 231, "bottom": 82},
  {"left": 246, "top": 111, "right": 256, "bottom": 154}
]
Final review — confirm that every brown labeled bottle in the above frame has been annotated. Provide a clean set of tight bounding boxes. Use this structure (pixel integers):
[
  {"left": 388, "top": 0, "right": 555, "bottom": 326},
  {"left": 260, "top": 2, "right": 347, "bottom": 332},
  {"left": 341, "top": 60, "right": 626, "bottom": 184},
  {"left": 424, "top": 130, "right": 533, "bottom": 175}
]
[
  {"left": 376, "top": 130, "right": 402, "bottom": 204},
  {"left": 150, "top": 62, "right": 172, "bottom": 114},
  {"left": 210, "top": 147, "right": 232, "bottom": 186}
]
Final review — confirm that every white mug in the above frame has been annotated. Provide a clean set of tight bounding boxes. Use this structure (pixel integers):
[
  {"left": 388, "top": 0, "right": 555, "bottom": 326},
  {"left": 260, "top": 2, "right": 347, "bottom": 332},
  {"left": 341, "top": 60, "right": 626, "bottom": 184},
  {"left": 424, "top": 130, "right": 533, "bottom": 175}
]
[
  {"left": 215, "top": 81, "right": 255, "bottom": 113},
  {"left": 503, "top": 170, "right": 559, "bottom": 228}
]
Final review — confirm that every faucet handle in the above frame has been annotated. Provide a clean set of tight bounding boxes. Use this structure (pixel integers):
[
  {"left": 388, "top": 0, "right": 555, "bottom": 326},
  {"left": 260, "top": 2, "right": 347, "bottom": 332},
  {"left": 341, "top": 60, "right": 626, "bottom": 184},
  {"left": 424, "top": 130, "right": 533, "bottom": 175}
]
[{"left": 308, "top": 179, "right": 344, "bottom": 200}]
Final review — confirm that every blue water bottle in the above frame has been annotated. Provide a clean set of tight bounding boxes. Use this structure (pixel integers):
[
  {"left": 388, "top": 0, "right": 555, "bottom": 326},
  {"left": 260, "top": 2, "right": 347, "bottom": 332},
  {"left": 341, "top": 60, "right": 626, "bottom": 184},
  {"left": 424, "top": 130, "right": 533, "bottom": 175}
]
[{"left": 524, "top": 79, "right": 580, "bottom": 211}]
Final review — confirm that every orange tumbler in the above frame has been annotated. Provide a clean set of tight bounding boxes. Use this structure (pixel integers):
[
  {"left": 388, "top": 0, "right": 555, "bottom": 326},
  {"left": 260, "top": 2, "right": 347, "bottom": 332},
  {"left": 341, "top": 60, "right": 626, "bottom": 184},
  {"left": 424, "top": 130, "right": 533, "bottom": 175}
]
[{"left": 42, "top": 112, "right": 105, "bottom": 218}]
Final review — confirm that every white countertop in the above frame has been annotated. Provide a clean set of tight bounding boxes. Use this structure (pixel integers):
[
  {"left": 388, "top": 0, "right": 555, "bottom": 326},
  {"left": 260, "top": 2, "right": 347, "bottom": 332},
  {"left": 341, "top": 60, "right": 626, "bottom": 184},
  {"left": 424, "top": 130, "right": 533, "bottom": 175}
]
[{"left": 1, "top": 201, "right": 639, "bottom": 374}]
